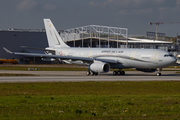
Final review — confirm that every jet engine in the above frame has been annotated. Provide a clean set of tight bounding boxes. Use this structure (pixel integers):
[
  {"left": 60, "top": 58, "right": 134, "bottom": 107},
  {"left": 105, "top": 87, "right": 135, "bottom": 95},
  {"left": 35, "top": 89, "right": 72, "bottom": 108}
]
[
  {"left": 89, "top": 62, "right": 110, "bottom": 73},
  {"left": 136, "top": 68, "right": 157, "bottom": 73}
]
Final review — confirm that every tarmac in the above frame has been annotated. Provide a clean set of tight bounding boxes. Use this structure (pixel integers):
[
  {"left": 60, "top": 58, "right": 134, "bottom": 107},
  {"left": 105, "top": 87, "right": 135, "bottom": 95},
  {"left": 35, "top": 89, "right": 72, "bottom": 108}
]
[{"left": 0, "top": 70, "right": 179, "bottom": 83}]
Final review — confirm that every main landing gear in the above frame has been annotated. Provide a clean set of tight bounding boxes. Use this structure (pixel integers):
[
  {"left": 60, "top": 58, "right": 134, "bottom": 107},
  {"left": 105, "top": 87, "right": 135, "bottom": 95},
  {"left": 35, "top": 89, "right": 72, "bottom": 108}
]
[
  {"left": 113, "top": 70, "right": 125, "bottom": 76},
  {"left": 86, "top": 70, "right": 126, "bottom": 76},
  {"left": 86, "top": 71, "right": 98, "bottom": 76},
  {"left": 156, "top": 68, "right": 162, "bottom": 76}
]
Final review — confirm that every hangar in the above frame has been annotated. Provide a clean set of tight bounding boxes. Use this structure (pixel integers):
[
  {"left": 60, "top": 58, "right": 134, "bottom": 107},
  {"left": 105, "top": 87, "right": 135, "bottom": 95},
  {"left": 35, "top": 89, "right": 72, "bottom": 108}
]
[
  {"left": 0, "top": 25, "right": 177, "bottom": 64},
  {"left": 61, "top": 25, "right": 173, "bottom": 50}
]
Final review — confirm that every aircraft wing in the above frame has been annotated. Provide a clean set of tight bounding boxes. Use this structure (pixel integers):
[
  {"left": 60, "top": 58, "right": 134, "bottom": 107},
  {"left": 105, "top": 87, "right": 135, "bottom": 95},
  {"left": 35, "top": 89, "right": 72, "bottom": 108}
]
[
  {"left": 3, "top": 47, "right": 118, "bottom": 64},
  {"left": 20, "top": 46, "right": 46, "bottom": 51}
]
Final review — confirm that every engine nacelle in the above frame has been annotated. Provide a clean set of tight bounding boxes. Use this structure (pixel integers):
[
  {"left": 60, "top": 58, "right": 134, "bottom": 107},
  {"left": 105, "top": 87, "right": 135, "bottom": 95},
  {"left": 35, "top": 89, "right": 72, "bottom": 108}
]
[
  {"left": 89, "top": 62, "right": 110, "bottom": 73},
  {"left": 136, "top": 68, "right": 157, "bottom": 73}
]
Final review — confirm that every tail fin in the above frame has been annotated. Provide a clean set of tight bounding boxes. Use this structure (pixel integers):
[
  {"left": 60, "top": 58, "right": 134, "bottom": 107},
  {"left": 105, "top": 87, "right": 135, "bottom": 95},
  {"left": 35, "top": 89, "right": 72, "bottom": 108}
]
[{"left": 44, "top": 19, "right": 69, "bottom": 47}]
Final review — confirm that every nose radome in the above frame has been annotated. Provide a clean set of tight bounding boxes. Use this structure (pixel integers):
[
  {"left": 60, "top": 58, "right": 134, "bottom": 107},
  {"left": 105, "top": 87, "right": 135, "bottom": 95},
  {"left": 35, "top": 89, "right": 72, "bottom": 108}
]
[{"left": 171, "top": 57, "right": 177, "bottom": 65}]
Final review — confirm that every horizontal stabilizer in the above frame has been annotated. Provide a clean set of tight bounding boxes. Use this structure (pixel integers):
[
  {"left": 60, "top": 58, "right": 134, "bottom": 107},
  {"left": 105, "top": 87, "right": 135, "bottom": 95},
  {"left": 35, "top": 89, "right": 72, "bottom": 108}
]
[{"left": 3, "top": 47, "right": 13, "bottom": 54}]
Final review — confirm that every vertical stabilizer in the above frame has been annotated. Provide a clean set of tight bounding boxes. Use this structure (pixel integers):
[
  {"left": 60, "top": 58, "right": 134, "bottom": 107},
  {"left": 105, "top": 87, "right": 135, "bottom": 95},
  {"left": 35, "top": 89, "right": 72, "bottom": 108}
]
[{"left": 44, "top": 19, "right": 69, "bottom": 47}]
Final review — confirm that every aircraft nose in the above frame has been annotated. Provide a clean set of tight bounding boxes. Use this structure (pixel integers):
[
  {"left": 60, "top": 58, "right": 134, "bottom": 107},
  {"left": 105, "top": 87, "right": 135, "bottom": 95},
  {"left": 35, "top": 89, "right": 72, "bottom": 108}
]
[{"left": 171, "top": 57, "right": 177, "bottom": 65}]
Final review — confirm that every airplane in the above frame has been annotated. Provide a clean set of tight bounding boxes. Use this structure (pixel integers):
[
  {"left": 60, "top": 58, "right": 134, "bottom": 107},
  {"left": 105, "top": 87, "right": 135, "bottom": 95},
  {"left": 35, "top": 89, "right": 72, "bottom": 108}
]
[{"left": 3, "top": 19, "right": 177, "bottom": 76}]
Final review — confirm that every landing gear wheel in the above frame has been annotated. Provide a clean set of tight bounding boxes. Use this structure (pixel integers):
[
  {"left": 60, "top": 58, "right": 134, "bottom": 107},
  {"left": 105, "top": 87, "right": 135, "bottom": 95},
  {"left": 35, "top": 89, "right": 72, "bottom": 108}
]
[
  {"left": 87, "top": 71, "right": 98, "bottom": 76},
  {"left": 95, "top": 72, "right": 98, "bottom": 76},
  {"left": 86, "top": 71, "right": 90, "bottom": 76},
  {"left": 157, "top": 73, "right": 162, "bottom": 76},
  {"left": 117, "top": 71, "right": 122, "bottom": 75},
  {"left": 121, "top": 71, "right": 125, "bottom": 75},
  {"left": 113, "top": 71, "right": 117, "bottom": 75},
  {"left": 90, "top": 71, "right": 94, "bottom": 76},
  {"left": 113, "top": 70, "right": 125, "bottom": 76},
  {"left": 156, "top": 68, "right": 162, "bottom": 76}
]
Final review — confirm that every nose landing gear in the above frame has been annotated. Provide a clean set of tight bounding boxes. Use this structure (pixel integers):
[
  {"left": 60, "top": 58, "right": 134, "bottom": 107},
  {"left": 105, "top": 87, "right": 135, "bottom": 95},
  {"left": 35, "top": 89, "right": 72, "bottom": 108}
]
[{"left": 156, "top": 68, "right": 162, "bottom": 76}]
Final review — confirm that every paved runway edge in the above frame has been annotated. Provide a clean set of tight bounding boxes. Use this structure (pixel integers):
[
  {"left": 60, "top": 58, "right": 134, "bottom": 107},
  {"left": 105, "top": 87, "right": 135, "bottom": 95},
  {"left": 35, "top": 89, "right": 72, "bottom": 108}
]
[{"left": 0, "top": 70, "right": 179, "bottom": 83}]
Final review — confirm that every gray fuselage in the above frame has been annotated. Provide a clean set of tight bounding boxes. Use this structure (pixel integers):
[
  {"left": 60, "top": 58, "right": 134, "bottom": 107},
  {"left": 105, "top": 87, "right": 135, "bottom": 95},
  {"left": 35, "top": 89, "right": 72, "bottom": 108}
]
[{"left": 47, "top": 47, "right": 176, "bottom": 69}]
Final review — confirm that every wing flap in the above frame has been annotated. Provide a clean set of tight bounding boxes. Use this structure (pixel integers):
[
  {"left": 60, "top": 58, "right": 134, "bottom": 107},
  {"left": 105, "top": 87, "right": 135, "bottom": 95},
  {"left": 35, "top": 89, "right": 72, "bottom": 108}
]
[
  {"left": 20, "top": 46, "right": 46, "bottom": 51},
  {"left": 94, "top": 58, "right": 118, "bottom": 63}
]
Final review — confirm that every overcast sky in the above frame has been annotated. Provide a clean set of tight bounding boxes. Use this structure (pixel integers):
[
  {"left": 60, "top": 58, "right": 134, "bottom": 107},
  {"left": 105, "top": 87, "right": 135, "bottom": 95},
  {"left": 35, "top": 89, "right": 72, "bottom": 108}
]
[{"left": 0, "top": 0, "right": 180, "bottom": 37}]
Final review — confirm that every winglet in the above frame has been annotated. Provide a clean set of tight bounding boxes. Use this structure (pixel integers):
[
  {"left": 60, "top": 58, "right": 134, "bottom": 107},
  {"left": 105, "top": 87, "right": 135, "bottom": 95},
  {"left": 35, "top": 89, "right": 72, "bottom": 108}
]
[{"left": 3, "top": 47, "right": 14, "bottom": 54}]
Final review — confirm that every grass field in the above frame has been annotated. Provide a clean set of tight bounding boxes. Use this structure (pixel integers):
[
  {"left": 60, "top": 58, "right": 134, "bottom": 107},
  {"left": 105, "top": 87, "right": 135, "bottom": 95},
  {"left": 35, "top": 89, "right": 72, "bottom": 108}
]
[{"left": 0, "top": 81, "right": 180, "bottom": 120}]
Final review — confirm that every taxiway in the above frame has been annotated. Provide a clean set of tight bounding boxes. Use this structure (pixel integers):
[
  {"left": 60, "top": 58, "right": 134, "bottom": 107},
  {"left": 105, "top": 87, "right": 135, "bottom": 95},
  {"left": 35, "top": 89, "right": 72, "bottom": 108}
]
[{"left": 0, "top": 70, "right": 179, "bottom": 83}]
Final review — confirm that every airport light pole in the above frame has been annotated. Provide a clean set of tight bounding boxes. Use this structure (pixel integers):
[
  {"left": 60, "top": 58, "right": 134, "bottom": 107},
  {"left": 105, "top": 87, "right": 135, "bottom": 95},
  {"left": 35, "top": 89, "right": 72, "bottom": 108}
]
[
  {"left": 126, "top": 29, "right": 128, "bottom": 48},
  {"left": 149, "top": 21, "right": 180, "bottom": 40},
  {"left": 149, "top": 22, "right": 162, "bottom": 40}
]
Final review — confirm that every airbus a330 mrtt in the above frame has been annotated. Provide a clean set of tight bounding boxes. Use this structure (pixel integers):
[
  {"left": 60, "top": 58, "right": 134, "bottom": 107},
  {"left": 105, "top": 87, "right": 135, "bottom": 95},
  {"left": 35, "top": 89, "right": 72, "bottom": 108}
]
[{"left": 3, "top": 19, "right": 177, "bottom": 76}]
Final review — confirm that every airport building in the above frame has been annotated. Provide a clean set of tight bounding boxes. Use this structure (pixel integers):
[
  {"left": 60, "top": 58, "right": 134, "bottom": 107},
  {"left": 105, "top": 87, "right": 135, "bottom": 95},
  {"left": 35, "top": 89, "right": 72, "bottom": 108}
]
[
  {"left": 61, "top": 25, "right": 173, "bottom": 50},
  {"left": 0, "top": 25, "right": 179, "bottom": 64}
]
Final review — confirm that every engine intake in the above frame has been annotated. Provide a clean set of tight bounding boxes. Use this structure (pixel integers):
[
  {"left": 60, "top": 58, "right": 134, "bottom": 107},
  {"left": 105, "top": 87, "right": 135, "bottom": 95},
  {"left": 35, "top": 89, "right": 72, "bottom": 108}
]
[{"left": 89, "top": 62, "right": 110, "bottom": 73}]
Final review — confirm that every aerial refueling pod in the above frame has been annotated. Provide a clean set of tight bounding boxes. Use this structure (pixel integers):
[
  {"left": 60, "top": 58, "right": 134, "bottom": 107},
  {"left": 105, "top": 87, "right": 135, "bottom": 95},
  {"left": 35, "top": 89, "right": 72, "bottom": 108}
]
[
  {"left": 89, "top": 62, "right": 110, "bottom": 73},
  {"left": 41, "top": 58, "right": 55, "bottom": 62},
  {"left": 136, "top": 68, "right": 157, "bottom": 73}
]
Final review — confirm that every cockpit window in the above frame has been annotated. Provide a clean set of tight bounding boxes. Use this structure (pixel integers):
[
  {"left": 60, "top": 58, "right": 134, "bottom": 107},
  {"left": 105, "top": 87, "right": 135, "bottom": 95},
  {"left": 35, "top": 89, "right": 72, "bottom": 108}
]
[
  {"left": 164, "top": 54, "right": 174, "bottom": 57},
  {"left": 169, "top": 54, "right": 173, "bottom": 57}
]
